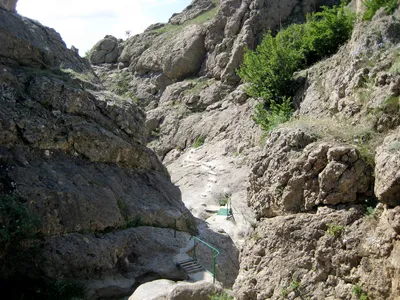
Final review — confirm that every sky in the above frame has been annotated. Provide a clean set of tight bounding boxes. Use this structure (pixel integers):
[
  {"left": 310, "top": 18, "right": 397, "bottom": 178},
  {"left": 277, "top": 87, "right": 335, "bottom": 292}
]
[{"left": 17, "top": 0, "right": 191, "bottom": 56}]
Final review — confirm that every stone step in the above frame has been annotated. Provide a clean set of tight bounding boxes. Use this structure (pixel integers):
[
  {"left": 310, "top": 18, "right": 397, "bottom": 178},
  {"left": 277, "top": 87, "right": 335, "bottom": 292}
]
[{"left": 177, "top": 258, "right": 205, "bottom": 274}]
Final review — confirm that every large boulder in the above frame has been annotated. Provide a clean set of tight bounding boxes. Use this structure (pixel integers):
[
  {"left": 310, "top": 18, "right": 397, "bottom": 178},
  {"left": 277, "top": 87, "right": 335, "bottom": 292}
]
[
  {"left": 248, "top": 129, "right": 374, "bottom": 219},
  {"left": 89, "top": 35, "right": 122, "bottom": 65},
  {"left": 130, "top": 279, "right": 224, "bottom": 300},
  {"left": 0, "top": 0, "right": 17, "bottom": 12},
  {"left": 135, "top": 25, "right": 206, "bottom": 80},
  {"left": 375, "top": 127, "right": 400, "bottom": 207}
]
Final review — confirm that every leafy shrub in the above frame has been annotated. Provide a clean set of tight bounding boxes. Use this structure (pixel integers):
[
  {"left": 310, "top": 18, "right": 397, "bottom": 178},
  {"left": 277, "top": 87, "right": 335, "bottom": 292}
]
[
  {"left": 238, "top": 3, "right": 355, "bottom": 131},
  {"left": 238, "top": 27, "right": 306, "bottom": 101},
  {"left": 363, "top": 0, "right": 398, "bottom": 21},
  {"left": 304, "top": 4, "right": 355, "bottom": 62},
  {"left": 253, "top": 97, "right": 293, "bottom": 132}
]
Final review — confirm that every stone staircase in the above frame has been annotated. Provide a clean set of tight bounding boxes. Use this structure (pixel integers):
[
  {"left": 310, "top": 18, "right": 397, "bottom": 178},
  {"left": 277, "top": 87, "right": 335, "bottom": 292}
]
[{"left": 176, "top": 258, "right": 205, "bottom": 274}]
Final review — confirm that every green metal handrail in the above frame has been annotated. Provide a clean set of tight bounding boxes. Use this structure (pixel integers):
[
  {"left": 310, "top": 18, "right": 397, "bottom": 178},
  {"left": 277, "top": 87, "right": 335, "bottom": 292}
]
[{"left": 190, "top": 236, "right": 220, "bottom": 283}]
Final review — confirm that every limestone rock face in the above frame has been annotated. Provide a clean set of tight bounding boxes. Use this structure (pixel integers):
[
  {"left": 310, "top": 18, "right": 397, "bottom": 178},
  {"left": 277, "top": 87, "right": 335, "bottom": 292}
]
[
  {"left": 169, "top": 0, "right": 216, "bottom": 25},
  {"left": 0, "top": 9, "right": 90, "bottom": 72},
  {"left": 89, "top": 35, "right": 122, "bottom": 65},
  {"left": 134, "top": 25, "right": 206, "bottom": 80},
  {"left": 234, "top": 205, "right": 400, "bottom": 300},
  {"left": 0, "top": 8, "right": 196, "bottom": 298},
  {"left": 375, "top": 128, "right": 400, "bottom": 207},
  {"left": 42, "top": 228, "right": 191, "bottom": 299},
  {"left": 296, "top": 12, "right": 400, "bottom": 132},
  {"left": 248, "top": 129, "right": 373, "bottom": 219},
  {"left": 0, "top": 0, "right": 17, "bottom": 12}
]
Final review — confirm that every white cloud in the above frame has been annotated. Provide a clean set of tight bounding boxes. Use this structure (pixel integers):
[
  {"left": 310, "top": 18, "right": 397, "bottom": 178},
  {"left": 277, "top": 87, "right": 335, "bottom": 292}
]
[{"left": 17, "top": 0, "right": 190, "bottom": 55}]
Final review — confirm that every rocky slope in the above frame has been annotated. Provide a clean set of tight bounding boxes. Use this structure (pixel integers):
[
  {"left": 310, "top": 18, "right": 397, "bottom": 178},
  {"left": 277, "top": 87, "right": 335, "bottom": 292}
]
[
  {"left": 85, "top": 0, "right": 400, "bottom": 299},
  {"left": 91, "top": 0, "right": 343, "bottom": 248},
  {"left": 0, "top": 4, "right": 200, "bottom": 299},
  {"left": 234, "top": 5, "right": 400, "bottom": 300}
]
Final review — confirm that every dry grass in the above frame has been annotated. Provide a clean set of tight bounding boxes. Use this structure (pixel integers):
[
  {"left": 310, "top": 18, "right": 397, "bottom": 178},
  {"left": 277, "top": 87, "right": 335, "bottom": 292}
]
[{"left": 283, "top": 116, "right": 382, "bottom": 165}]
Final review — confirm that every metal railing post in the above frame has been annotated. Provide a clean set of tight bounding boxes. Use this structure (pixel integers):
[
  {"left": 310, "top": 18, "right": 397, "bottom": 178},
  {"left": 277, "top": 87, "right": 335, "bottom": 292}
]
[
  {"left": 213, "top": 256, "right": 216, "bottom": 283},
  {"left": 190, "top": 236, "right": 220, "bottom": 283}
]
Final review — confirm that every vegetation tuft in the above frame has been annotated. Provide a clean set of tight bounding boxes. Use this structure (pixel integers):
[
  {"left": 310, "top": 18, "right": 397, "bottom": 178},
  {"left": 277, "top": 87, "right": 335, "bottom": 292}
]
[
  {"left": 209, "top": 291, "right": 234, "bottom": 300},
  {"left": 218, "top": 193, "right": 230, "bottom": 206},
  {"left": 253, "top": 97, "right": 293, "bottom": 132},
  {"left": 363, "top": 0, "right": 398, "bottom": 21},
  {"left": 193, "top": 135, "right": 205, "bottom": 148},
  {"left": 238, "top": 2, "right": 355, "bottom": 132},
  {"left": 352, "top": 284, "right": 370, "bottom": 300},
  {"left": 326, "top": 224, "right": 345, "bottom": 237}
]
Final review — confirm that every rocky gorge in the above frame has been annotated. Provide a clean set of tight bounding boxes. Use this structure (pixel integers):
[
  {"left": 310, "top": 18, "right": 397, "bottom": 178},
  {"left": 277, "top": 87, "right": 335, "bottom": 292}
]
[{"left": 1, "top": 0, "right": 400, "bottom": 299}]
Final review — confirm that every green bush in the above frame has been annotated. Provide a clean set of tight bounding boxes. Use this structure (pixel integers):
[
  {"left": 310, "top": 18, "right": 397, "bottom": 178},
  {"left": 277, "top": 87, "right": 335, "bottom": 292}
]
[
  {"left": 363, "top": 0, "right": 398, "bottom": 21},
  {"left": 253, "top": 97, "right": 293, "bottom": 132},
  {"left": 238, "top": 2, "right": 355, "bottom": 132},
  {"left": 238, "top": 26, "right": 306, "bottom": 101},
  {"left": 304, "top": 4, "right": 355, "bottom": 62}
]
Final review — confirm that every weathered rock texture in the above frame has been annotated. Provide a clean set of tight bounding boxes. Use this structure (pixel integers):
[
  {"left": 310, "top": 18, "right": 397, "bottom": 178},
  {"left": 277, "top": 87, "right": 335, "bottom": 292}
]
[
  {"left": 0, "top": 9, "right": 91, "bottom": 72},
  {"left": 234, "top": 205, "right": 400, "bottom": 299},
  {"left": 234, "top": 5, "right": 400, "bottom": 300},
  {"left": 0, "top": 8, "right": 196, "bottom": 299},
  {"left": 130, "top": 279, "right": 224, "bottom": 300},
  {"left": 0, "top": 0, "right": 17, "bottom": 12},
  {"left": 375, "top": 128, "right": 400, "bottom": 207},
  {"left": 89, "top": 0, "right": 400, "bottom": 299},
  {"left": 89, "top": 35, "right": 122, "bottom": 65},
  {"left": 248, "top": 129, "right": 373, "bottom": 219}
]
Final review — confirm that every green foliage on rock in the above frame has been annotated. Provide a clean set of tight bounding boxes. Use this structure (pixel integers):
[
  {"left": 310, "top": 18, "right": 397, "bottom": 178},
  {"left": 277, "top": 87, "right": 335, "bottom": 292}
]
[
  {"left": 353, "top": 284, "right": 370, "bottom": 300},
  {"left": 193, "top": 135, "right": 205, "bottom": 148},
  {"left": 238, "top": 28, "right": 306, "bottom": 101},
  {"left": 363, "top": 0, "right": 398, "bottom": 21},
  {"left": 253, "top": 97, "right": 293, "bottom": 132},
  {"left": 209, "top": 291, "right": 234, "bottom": 300},
  {"left": 238, "top": 2, "right": 355, "bottom": 132},
  {"left": 326, "top": 223, "right": 345, "bottom": 237},
  {"left": 304, "top": 4, "right": 355, "bottom": 61}
]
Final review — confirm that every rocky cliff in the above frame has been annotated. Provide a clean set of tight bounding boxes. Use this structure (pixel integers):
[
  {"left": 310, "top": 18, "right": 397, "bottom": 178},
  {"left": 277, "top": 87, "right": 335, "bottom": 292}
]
[
  {"left": 5, "top": 0, "right": 399, "bottom": 298},
  {"left": 234, "top": 5, "right": 400, "bottom": 300},
  {"left": 0, "top": 6, "right": 198, "bottom": 299},
  {"left": 87, "top": 0, "right": 400, "bottom": 299}
]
